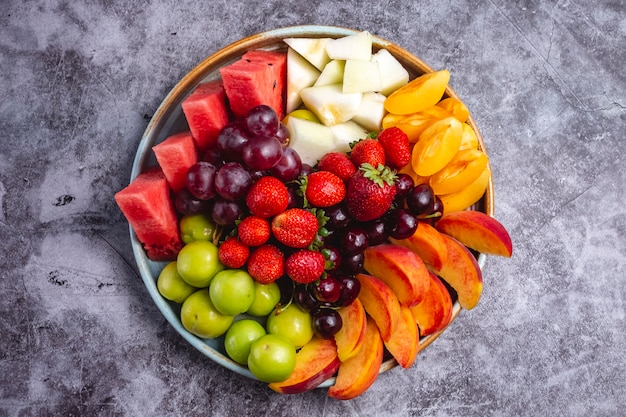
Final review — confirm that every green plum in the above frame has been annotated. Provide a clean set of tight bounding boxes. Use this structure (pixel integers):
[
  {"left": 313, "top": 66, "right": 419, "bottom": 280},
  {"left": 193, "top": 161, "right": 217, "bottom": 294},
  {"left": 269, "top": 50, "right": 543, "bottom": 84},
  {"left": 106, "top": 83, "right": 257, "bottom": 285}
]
[
  {"left": 179, "top": 213, "right": 216, "bottom": 244},
  {"left": 247, "top": 281, "right": 281, "bottom": 317},
  {"left": 157, "top": 261, "right": 197, "bottom": 303},
  {"left": 180, "top": 288, "right": 234, "bottom": 339},
  {"left": 266, "top": 304, "right": 314, "bottom": 349},
  {"left": 209, "top": 269, "right": 255, "bottom": 316},
  {"left": 177, "top": 240, "right": 223, "bottom": 287},
  {"left": 247, "top": 334, "right": 296, "bottom": 383},
  {"left": 224, "top": 319, "right": 266, "bottom": 365}
]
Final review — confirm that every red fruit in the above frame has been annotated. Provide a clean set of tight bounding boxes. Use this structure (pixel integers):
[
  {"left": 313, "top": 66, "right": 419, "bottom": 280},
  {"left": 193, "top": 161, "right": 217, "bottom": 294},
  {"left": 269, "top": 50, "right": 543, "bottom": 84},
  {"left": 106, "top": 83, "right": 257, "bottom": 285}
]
[
  {"left": 218, "top": 236, "right": 250, "bottom": 269},
  {"left": 271, "top": 208, "right": 319, "bottom": 248},
  {"left": 302, "top": 171, "right": 346, "bottom": 208},
  {"left": 237, "top": 215, "right": 271, "bottom": 246},
  {"left": 376, "top": 127, "right": 411, "bottom": 169},
  {"left": 350, "top": 138, "right": 386, "bottom": 168},
  {"left": 318, "top": 152, "right": 357, "bottom": 182},
  {"left": 346, "top": 163, "right": 397, "bottom": 222},
  {"left": 247, "top": 244, "right": 284, "bottom": 284},
  {"left": 285, "top": 249, "right": 326, "bottom": 284},
  {"left": 246, "top": 176, "right": 290, "bottom": 218}
]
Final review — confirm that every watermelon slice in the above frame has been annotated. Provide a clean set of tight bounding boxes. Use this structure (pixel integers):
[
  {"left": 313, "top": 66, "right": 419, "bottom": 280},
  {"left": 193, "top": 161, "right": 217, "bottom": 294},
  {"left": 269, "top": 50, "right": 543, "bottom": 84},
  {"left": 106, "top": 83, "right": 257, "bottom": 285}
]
[
  {"left": 152, "top": 131, "right": 199, "bottom": 193},
  {"left": 114, "top": 167, "right": 183, "bottom": 261},
  {"left": 181, "top": 80, "right": 230, "bottom": 151},
  {"left": 220, "top": 50, "right": 287, "bottom": 119}
]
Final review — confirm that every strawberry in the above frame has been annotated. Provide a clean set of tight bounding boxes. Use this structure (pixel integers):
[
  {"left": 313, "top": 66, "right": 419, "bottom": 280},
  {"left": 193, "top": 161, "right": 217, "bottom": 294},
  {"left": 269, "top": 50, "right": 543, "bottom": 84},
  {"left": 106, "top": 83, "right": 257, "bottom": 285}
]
[
  {"left": 271, "top": 208, "right": 319, "bottom": 248},
  {"left": 218, "top": 236, "right": 250, "bottom": 269},
  {"left": 245, "top": 176, "right": 289, "bottom": 218},
  {"left": 318, "top": 152, "right": 357, "bottom": 182},
  {"left": 285, "top": 249, "right": 326, "bottom": 284},
  {"left": 237, "top": 215, "right": 270, "bottom": 246},
  {"left": 376, "top": 127, "right": 411, "bottom": 169},
  {"left": 350, "top": 138, "right": 386, "bottom": 168},
  {"left": 346, "top": 163, "right": 398, "bottom": 222},
  {"left": 247, "top": 244, "right": 284, "bottom": 284},
  {"left": 301, "top": 171, "right": 346, "bottom": 208}
]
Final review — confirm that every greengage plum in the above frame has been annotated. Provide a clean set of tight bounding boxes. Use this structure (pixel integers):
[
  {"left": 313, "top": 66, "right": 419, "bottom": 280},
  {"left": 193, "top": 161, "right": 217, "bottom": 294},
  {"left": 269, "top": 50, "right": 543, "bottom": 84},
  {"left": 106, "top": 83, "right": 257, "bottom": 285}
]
[
  {"left": 248, "top": 334, "right": 296, "bottom": 383},
  {"left": 180, "top": 288, "right": 234, "bottom": 339},
  {"left": 209, "top": 269, "right": 255, "bottom": 316},
  {"left": 224, "top": 319, "right": 266, "bottom": 365},
  {"left": 266, "top": 304, "right": 314, "bottom": 349},
  {"left": 176, "top": 240, "right": 223, "bottom": 287},
  {"left": 157, "top": 261, "right": 197, "bottom": 303},
  {"left": 247, "top": 281, "right": 281, "bottom": 317}
]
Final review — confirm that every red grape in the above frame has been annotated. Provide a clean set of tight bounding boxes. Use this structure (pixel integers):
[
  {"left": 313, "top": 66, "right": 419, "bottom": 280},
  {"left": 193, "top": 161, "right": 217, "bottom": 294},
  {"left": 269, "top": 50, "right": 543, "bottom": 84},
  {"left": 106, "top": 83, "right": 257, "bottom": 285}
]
[
  {"left": 269, "top": 146, "right": 302, "bottom": 182},
  {"left": 186, "top": 161, "right": 217, "bottom": 200},
  {"left": 245, "top": 104, "right": 279, "bottom": 137},
  {"left": 214, "top": 162, "right": 252, "bottom": 201},
  {"left": 242, "top": 135, "right": 284, "bottom": 171}
]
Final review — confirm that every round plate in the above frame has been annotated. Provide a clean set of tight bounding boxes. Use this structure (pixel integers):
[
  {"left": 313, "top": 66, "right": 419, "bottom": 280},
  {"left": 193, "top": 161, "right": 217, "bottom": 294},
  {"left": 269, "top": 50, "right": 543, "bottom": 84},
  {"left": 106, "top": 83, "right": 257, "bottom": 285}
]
[{"left": 129, "top": 25, "right": 493, "bottom": 387}]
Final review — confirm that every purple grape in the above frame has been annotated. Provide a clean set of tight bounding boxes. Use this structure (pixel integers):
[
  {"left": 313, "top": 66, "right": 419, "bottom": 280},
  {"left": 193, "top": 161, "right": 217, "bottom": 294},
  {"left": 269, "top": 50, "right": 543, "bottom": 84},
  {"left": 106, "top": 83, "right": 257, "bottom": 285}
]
[
  {"left": 313, "top": 274, "right": 341, "bottom": 303},
  {"left": 203, "top": 147, "right": 223, "bottom": 167},
  {"left": 311, "top": 307, "right": 343, "bottom": 339},
  {"left": 211, "top": 198, "right": 244, "bottom": 226},
  {"left": 214, "top": 162, "right": 252, "bottom": 201},
  {"left": 406, "top": 183, "right": 436, "bottom": 216},
  {"left": 274, "top": 122, "right": 290, "bottom": 145},
  {"left": 186, "top": 161, "right": 217, "bottom": 200},
  {"left": 286, "top": 182, "right": 304, "bottom": 209},
  {"left": 336, "top": 275, "right": 361, "bottom": 307},
  {"left": 216, "top": 123, "right": 250, "bottom": 162},
  {"left": 175, "top": 189, "right": 211, "bottom": 215},
  {"left": 245, "top": 105, "right": 279, "bottom": 137},
  {"left": 269, "top": 146, "right": 302, "bottom": 182},
  {"left": 242, "top": 135, "right": 284, "bottom": 171},
  {"left": 299, "top": 163, "right": 313, "bottom": 176},
  {"left": 339, "top": 226, "right": 369, "bottom": 256},
  {"left": 386, "top": 208, "right": 418, "bottom": 239}
]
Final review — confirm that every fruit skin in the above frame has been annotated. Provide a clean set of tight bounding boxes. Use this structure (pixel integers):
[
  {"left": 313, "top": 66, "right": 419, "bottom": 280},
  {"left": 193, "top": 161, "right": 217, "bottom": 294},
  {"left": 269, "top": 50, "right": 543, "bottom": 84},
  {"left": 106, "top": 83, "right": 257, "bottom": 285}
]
[
  {"left": 247, "top": 334, "right": 297, "bottom": 383},
  {"left": 345, "top": 163, "right": 397, "bottom": 222},
  {"left": 247, "top": 244, "right": 285, "bottom": 284},
  {"left": 246, "top": 176, "right": 290, "bottom": 218},
  {"left": 303, "top": 171, "right": 346, "bottom": 208},
  {"left": 435, "top": 210, "right": 512, "bottom": 258},
  {"left": 355, "top": 273, "right": 402, "bottom": 342},
  {"left": 269, "top": 337, "right": 341, "bottom": 394},
  {"left": 218, "top": 236, "right": 250, "bottom": 269},
  {"left": 363, "top": 244, "right": 431, "bottom": 307},
  {"left": 237, "top": 215, "right": 271, "bottom": 247},
  {"left": 317, "top": 152, "right": 356, "bottom": 182},
  {"left": 430, "top": 234, "right": 483, "bottom": 310},
  {"left": 350, "top": 138, "right": 386, "bottom": 168},
  {"left": 180, "top": 288, "right": 234, "bottom": 339},
  {"left": 271, "top": 208, "right": 319, "bottom": 249},
  {"left": 376, "top": 127, "right": 411, "bottom": 170},
  {"left": 389, "top": 221, "right": 448, "bottom": 271},
  {"left": 285, "top": 249, "right": 326, "bottom": 284},
  {"left": 383, "top": 305, "right": 419, "bottom": 369},
  {"left": 333, "top": 298, "right": 368, "bottom": 362},
  {"left": 327, "top": 316, "right": 384, "bottom": 400},
  {"left": 410, "top": 271, "right": 453, "bottom": 336}
]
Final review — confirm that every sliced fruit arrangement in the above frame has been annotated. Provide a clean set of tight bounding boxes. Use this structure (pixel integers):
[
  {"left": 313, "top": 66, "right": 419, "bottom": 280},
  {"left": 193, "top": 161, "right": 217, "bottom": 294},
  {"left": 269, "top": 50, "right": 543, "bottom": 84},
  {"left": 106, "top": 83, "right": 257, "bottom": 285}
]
[{"left": 115, "top": 30, "right": 513, "bottom": 400}]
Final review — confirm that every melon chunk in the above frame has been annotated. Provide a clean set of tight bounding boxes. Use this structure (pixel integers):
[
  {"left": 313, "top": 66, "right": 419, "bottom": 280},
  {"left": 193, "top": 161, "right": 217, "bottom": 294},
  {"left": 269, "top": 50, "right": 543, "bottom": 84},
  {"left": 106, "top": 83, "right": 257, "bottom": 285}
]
[
  {"left": 114, "top": 168, "right": 183, "bottom": 261},
  {"left": 181, "top": 80, "right": 229, "bottom": 152},
  {"left": 152, "top": 131, "right": 199, "bottom": 193}
]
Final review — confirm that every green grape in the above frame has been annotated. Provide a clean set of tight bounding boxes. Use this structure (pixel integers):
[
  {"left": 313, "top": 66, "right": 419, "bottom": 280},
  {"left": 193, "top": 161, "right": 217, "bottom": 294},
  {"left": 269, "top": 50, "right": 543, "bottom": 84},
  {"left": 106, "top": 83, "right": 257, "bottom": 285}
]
[
  {"left": 209, "top": 269, "right": 255, "bottom": 316},
  {"left": 157, "top": 261, "right": 197, "bottom": 303}
]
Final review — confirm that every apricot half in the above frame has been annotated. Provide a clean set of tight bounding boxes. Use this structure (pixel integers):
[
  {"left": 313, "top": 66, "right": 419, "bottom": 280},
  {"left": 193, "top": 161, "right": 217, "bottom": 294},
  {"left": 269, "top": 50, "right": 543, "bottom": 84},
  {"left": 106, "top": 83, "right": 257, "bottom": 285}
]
[
  {"left": 384, "top": 69, "right": 450, "bottom": 115},
  {"left": 411, "top": 116, "right": 463, "bottom": 176},
  {"left": 429, "top": 149, "right": 489, "bottom": 195}
]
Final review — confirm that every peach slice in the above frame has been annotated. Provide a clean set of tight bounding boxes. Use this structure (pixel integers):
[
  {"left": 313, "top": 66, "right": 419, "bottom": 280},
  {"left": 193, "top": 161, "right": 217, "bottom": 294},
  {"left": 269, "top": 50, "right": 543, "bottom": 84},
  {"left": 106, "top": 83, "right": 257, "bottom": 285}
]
[
  {"left": 436, "top": 210, "right": 513, "bottom": 258},
  {"left": 334, "top": 298, "right": 367, "bottom": 362},
  {"left": 363, "top": 244, "right": 431, "bottom": 307},
  {"left": 430, "top": 234, "right": 483, "bottom": 310},
  {"left": 328, "top": 317, "right": 384, "bottom": 400},
  {"left": 384, "top": 69, "right": 450, "bottom": 115},
  {"left": 389, "top": 221, "right": 448, "bottom": 270},
  {"left": 410, "top": 272, "right": 453, "bottom": 336},
  {"left": 269, "top": 337, "right": 340, "bottom": 394},
  {"left": 384, "top": 305, "right": 419, "bottom": 369},
  {"left": 355, "top": 273, "right": 402, "bottom": 342}
]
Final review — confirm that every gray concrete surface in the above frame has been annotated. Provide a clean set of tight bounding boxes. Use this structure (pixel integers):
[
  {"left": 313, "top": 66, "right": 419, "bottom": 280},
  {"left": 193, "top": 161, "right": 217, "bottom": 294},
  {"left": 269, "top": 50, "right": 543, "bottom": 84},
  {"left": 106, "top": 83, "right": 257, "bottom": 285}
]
[{"left": 1, "top": 0, "right": 624, "bottom": 415}]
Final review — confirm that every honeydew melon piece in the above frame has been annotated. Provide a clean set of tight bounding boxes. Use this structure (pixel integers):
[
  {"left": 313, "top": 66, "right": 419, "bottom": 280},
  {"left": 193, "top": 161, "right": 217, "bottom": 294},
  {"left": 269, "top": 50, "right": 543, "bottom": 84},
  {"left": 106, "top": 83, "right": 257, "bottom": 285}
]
[
  {"left": 353, "top": 92, "right": 387, "bottom": 132},
  {"left": 329, "top": 121, "right": 369, "bottom": 154},
  {"left": 314, "top": 60, "right": 345, "bottom": 86},
  {"left": 286, "top": 117, "right": 337, "bottom": 166},
  {"left": 371, "top": 48, "right": 410, "bottom": 96},
  {"left": 300, "top": 84, "right": 362, "bottom": 126},
  {"left": 286, "top": 48, "right": 321, "bottom": 114},
  {"left": 284, "top": 37, "right": 331, "bottom": 71},
  {"left": 325, "top": 31, "right": 372, "bottom": 61},
  {"left": 342, "top": 59, "right": 382, "bottom": 94}
]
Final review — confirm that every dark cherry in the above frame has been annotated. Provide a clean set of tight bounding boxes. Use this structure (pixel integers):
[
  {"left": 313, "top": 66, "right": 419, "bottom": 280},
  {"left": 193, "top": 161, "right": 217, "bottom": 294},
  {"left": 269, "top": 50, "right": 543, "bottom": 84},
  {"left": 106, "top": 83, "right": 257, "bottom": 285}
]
[
  {"left": 394, "top": 173, "right": 415, "bottom": 201},
  {"left": 336, "top": 275, "right": 361, "bottom": 307},
  {"left": 339, "top": 226, "right": 369, "bottom": 256},
  {"left": 406, "top": 183, "right": 436, "bottom": 216},
  {"left": 364, "top": 219, "right": 388, "bottom": 246},
  {"left": 311, "top": 307, "right": 343, "bottom": 339},
  {"left": 341, "top": 252, "right": 364, "bottom": 275},
  {"left": 386, "top": 208, "right": 418, "bottom": 239},
  {"left": 322, "top": 245, "right": 342, "bottom": 272},
  {"left": 294, "top": 285, "right": 318, "bottom": 312},
  {"left": 325, "top": 204, "right": 351, "bottom": 230}
]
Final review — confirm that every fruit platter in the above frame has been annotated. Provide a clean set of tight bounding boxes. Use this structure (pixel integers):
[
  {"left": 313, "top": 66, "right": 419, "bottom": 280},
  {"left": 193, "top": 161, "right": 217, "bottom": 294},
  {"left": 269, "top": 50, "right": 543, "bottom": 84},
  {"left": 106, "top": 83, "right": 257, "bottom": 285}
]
[{"left": 115, "top": 25, "right": 513, "bottom": 399}]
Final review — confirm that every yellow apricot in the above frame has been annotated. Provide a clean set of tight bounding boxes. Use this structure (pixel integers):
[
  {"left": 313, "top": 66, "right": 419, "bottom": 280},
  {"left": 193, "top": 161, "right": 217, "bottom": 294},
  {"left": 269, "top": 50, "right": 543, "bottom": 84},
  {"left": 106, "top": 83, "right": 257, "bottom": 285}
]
[
  {"left": 384, "top": 70, "right": 450, "bottom": 115},
  {"left": 411, "top": 116, "right": 463, "bottom": 177},
  {"left": 382, "top": 106, "right": 450, "bottom": 143},
  {"left": 439, "top": 165, "right": 491, "bottom": 213},
  {"left": 459, "top": 123, "right": 479, "bottom": 150},
  {"left": 436, "top": 97, "right": 469, "bottom": 123},
  {"left": 429, "top": 149, "right": 489, "bottom": 195}
]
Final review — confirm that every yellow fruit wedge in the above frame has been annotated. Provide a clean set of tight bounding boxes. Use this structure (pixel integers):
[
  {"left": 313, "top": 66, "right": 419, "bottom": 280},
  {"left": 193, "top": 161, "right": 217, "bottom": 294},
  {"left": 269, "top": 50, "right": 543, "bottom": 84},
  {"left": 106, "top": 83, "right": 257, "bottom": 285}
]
[{"left": 384, "top": 69, "right": 450, "bottom": 115}]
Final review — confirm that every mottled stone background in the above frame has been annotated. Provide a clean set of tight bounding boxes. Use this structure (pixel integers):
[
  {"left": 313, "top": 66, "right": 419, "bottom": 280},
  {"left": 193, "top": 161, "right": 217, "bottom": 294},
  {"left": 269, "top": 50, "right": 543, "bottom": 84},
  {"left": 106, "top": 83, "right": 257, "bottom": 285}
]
[{"left": 1, "top": 0, "right": 624, "bottom": 416}]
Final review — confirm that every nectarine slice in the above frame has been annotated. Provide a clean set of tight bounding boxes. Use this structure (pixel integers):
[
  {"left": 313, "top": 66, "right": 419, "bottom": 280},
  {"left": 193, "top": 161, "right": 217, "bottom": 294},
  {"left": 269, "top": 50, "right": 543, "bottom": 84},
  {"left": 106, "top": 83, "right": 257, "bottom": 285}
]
[
  {"left": 356, "top": 273, "right": 402, "bottom": 342},
  {"left": 328, "top": 317, "right": 384, "bottom": 400},
  {"left": 410, "top": 272, "right": 453, "bottom": 336},
  {"left": 436, "top": 210, "right": 513, "bottom": 257},
  {"left": 384, "top": 305, "right": 419, "bottom": 369},
  {"left": 384, "top": 69, "right": 450, "bottom": 115},
  {"left": 363, "top": 244, "right": 431, "bottom": 307},
  {"left": 334, "top": 298, "right": 367, "bottom": 362},
  {"left": 389, "top": 222, "right": 448, "bottom": 271}
]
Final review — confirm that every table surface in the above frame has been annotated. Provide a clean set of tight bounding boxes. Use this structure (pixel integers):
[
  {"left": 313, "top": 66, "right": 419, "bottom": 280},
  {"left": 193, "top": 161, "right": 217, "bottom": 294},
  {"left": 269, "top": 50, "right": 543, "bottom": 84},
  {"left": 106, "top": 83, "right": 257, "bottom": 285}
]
[{"left": 2, "top": 0, "right": 624, "bottom": 416}]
